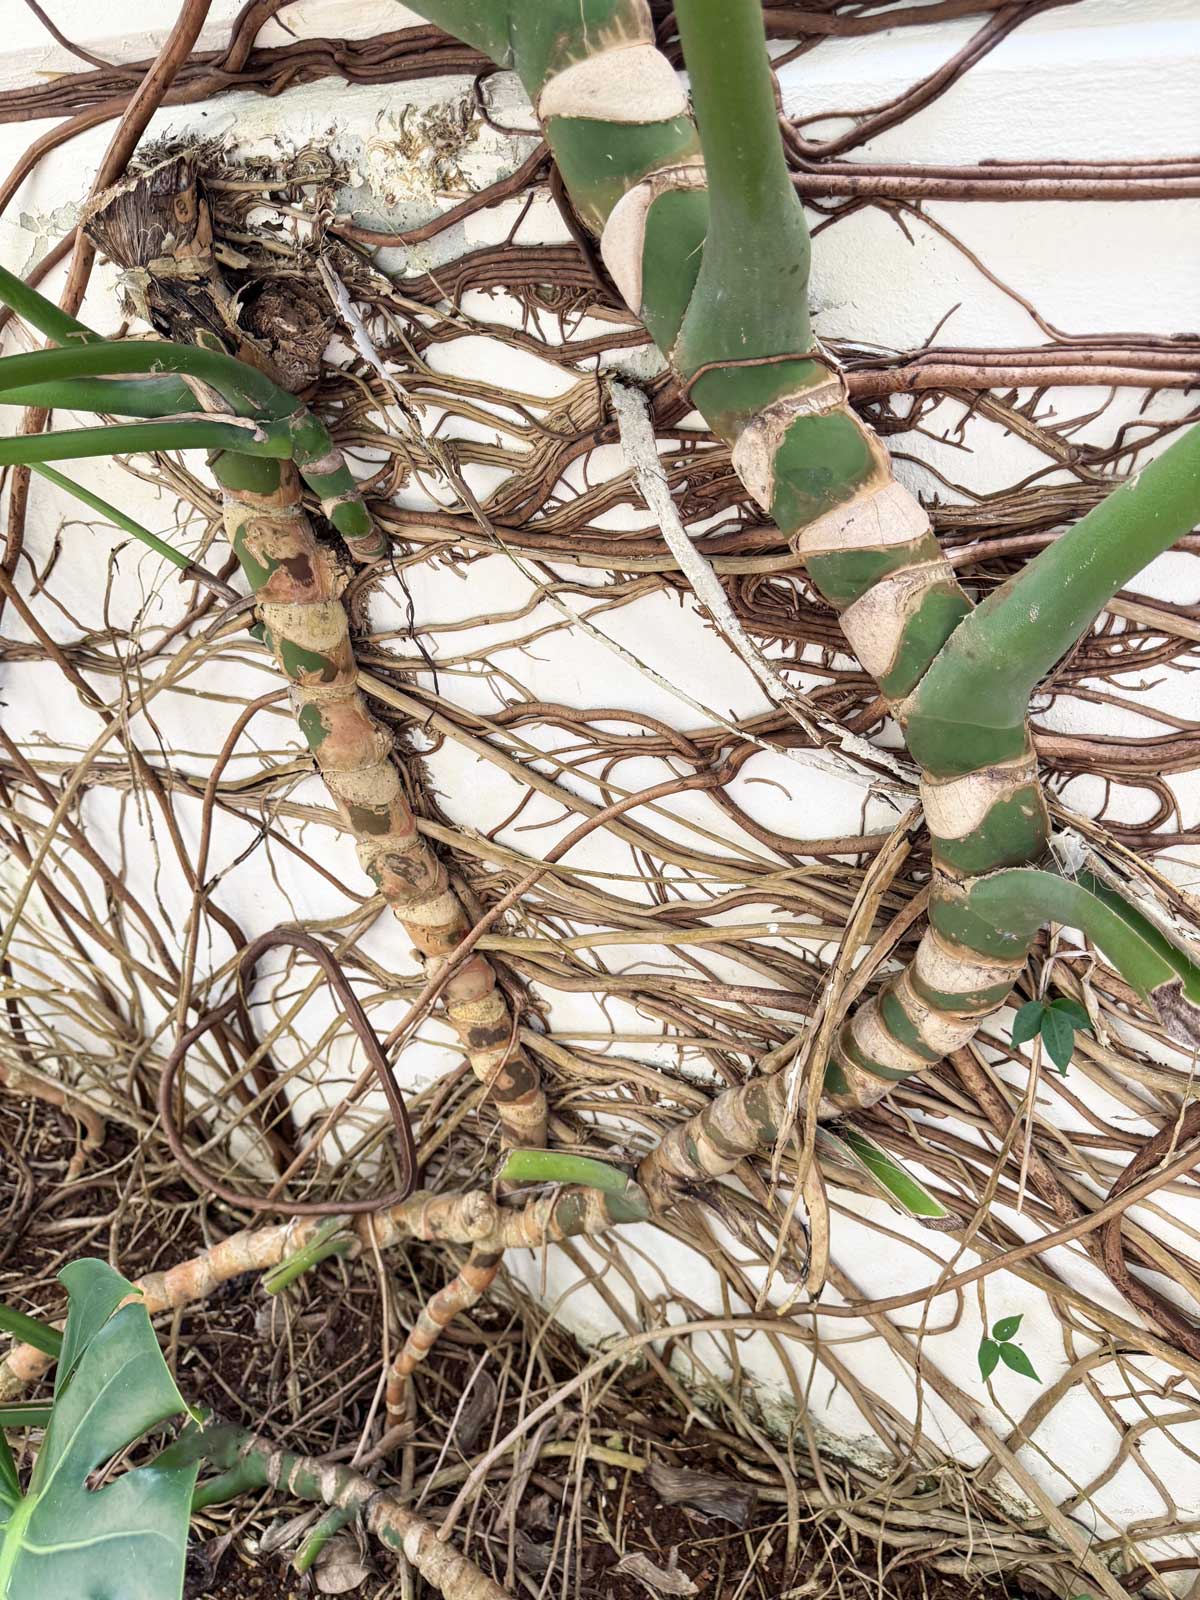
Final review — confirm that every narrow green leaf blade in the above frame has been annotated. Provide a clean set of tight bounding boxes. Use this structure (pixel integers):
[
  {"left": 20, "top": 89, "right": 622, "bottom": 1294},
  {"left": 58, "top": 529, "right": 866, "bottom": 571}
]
[
  {"left": 978, "top": 1339, "right": 1000, "bottom": 1380},
  {"left": 30, "top": 466, "right": 190, "bottom": 571},
  {"left": 1039, "top": 1007, "right": 1076, "bottom": 1073},
  {"left": 818, "top": 1125, "right": 954, "bottom": 1227},
  {"left": 991, "top": 1314, "right": 1022, "bottom": 1342},
  {"left": 0, "top": 1405, "right": 52, "bottom": 1430},
  {"left": 1010, "top": 1001, "right": 1045, "bottom": 1047},
  {"left": 0, "top": 262, "right": 97, "bottom": 345},
  {"left": 0, "top": 1305, "right": 61, "bottom": 1360},
  {"left": 998, "top": 1343, "right": 1041, "bottom": 1383}
]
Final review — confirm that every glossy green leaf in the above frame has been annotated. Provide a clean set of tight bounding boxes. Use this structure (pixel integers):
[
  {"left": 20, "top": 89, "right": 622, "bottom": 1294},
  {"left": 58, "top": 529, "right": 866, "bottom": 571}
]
[
  {"left": 998, "top": 1342, "right": 1041, "bottom": 1383},
  {"left": 1039, "top": 1006, "right": 1076, "bottom": 1073},
  {"left": 991, "top": 1314, "right": 1022, "bottom": 1342},
  {"left": 0, "top": 1305, "right": 61, "bottom": 1360},
  {"left": 1009, "top": 1000, "right": 1045, "bottom": 1048},
  {"left": 0, "top": 1260, "right": 198, "bottom": 1599},
  {"left": 977, "top": 1339, "right": 1000, "bottom": 1381},
  {"left": 53, "top": 1260, "right": 132, "bottom": 1398},
  {"left": 1048, "top": 997, "right": 1091, "bottom": 1031}
]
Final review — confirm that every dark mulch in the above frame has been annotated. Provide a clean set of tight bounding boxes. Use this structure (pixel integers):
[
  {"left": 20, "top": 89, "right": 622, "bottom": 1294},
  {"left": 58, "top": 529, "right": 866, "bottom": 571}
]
[
  {"left": 186, "top": 1544, "right": 306, "bottom": 1599},
  {"left": 3, "top": 1090, "right": 1018, "bottom": 1600}
]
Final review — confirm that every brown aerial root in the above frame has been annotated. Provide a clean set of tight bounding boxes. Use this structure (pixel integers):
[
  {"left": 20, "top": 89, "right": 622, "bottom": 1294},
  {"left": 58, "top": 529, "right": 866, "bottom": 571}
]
[{"left": 1100, "top": 1101, "right": 1200, "bottom": 1362}]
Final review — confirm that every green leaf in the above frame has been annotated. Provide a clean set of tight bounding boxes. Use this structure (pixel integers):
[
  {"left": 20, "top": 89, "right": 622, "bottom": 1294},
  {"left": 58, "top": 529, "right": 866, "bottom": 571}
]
[
  {"left": 1039, "top": 1006, "right": 1076, "bottom": 1073},
  {"left": 991, "top": 1314, "right": 1023, "bottom": 1342},
  {"left": 0, "top": 1259, "right": 198, "bottom": 1599},
  {"left": 977, "top": 1339, "right": 1000, "bottom": 1381},
  {"left": 816, "top": 1125, "right": 954, "bottom": 1226},
  {"left": 0, "top": 1405, "right": 52, "bottom": 1430},
  {"left": 0, "top": 1304, "right": 61, "bottom": 1360},
  {"left": 998, "top": 1343, "right": 1041, "bottom": 1383},
  {"left": 1048, "top": 997, "right": 1091, "bottom": 1031},
  {"left": 54, "top": 1261, "right": 134, "bottom": 1398},
  {"left": 1010, "top": 1000, "right": 1045, "bottom": 1047},
  {"left": 0, "top": 1439, "right": 16, "bottom": 1510}
]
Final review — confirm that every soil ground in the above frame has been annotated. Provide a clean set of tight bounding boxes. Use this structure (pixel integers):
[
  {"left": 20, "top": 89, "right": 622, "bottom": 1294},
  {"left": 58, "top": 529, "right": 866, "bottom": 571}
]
[{"left": 3, "top": 1090, "right": 1014, "bottom": 1600}]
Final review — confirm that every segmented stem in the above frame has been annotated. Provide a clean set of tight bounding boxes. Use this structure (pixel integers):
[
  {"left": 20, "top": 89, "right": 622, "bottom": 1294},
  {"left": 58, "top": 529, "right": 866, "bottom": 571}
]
[
  {"left": 212, "top": 455, "right": 546, "bottom": 1146},
  {"left": 384, "top": 1249, "right": 501, "bottom": 1420},
  {"left": 396, "top": 0, "right": 1200, "bottom": 1111},
  {"left": 185, "top": 1423, "right": 514, "bottom": 1600}
]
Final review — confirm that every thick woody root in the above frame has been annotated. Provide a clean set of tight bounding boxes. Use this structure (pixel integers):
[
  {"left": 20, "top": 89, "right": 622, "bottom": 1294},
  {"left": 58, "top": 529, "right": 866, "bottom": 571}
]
[
  {"left": 385, "top": 1248, "right": 501, "bottom": 1420},
  {"left": 2, "top": 1074, "right": 874, "bottom": 1401},
  {"left": 0, "top": 1186, "right": 646, "bottom": 1398},
  {"left": 381, "top": 1179, "right": 655, "bottom": 1414},
  {"left": 637, "top": 1068, "right": 789, "bottom": 1209},
  {"left": 201, "top": 1427, "right": 512, "bottom": 1600},
  {"left": 218, "top": 458, "right": 546, "bottom": 1416},
  {"left": 216, "top": 461, "right": 546, "bottom": 1148},
  {"left": 0, "top": 1215, "right": 306, "bottom": 1398}
]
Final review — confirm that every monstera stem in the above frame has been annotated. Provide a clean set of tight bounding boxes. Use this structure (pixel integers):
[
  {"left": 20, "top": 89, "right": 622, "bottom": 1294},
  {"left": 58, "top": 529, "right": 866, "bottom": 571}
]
[
  {"left": 396, "top": 0, "right": 1200, "bottom": 1110},
  {"left": 207, "top": 451, "right": 546, "bottom": 1146},
  {"left": 171, "top": 1422, "right": 514, "bottom": 1600},
  {"left": 0, "top": 271, "right": 546, "bottom": 1157}
]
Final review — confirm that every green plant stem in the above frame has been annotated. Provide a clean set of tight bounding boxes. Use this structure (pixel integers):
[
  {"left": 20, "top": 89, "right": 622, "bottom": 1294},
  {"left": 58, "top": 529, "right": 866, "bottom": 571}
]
[
  {"left": 0, "top": 376, "right": 193, "bottom": 417},
  {"left": 1077, "top": 870, "right": 1200, "bottom": 994},
  {"left": 0, "top": 262, "right": 97, "bottom": 346},
  {"left": 262, "top": 1216, "right": 354, "bottom": 1295},
  {"left": 0, "top": 341, "right": 292, "bottom": 419},
  {"left": 0, "top": 420, "right": 292, "bottom": 467},
  {"left": 907, "top": 424, "right": 1200, "bottom": 774},
  {"left": 498, "top": 1150, "right": 633, "bottom": 1193},
  {"left": 672, "top": 0, "right": 813, "bottom": 381},
  {"left": 963, "top": 870, "right": 1200, "bottom": 1006},
  {"left": 293, "top": 1506, "right": 356, "bottom": 1574}
]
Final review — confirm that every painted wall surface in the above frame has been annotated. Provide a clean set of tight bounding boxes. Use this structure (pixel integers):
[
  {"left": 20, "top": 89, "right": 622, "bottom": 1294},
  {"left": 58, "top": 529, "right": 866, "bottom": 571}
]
[{"left": 2, "top": 0, "right": 1199, "bottom": 1566}]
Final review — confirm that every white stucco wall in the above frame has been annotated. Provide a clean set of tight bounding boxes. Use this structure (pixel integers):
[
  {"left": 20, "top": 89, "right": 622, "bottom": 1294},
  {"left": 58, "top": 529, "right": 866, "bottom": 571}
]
[{"left": 3, "top": 0, "right": 1199, "bottom": 1573}]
